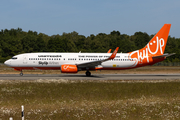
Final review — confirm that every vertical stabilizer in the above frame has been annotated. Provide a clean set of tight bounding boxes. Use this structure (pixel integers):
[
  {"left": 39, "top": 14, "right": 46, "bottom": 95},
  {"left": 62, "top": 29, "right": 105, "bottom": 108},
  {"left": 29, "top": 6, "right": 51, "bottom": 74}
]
[
  {"left": 142, "top": 24, "right": 171, "bottom": 55},
  {"left": 129, "top": 24, "right": 171, "bottom": 66}
]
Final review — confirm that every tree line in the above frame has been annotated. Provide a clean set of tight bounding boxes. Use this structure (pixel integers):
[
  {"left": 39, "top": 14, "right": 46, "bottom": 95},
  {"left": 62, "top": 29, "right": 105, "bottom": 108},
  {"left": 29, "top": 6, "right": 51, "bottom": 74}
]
[{"left": 0, "top": 28, "right": 179, "bottom": 63}]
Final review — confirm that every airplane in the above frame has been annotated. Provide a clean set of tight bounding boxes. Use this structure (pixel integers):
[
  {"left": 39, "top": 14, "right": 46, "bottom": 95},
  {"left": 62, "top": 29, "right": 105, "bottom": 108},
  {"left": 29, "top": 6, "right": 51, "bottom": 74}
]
[{"left": 4, "top": 24, "right": 175, "bottom": 76}]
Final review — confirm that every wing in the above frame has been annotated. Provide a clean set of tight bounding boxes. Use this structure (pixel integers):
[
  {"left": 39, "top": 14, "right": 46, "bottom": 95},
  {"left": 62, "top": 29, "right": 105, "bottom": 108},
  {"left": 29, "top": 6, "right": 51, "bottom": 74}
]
[{"left": 77, "top": 47, "right": 119, "bottom": 68}]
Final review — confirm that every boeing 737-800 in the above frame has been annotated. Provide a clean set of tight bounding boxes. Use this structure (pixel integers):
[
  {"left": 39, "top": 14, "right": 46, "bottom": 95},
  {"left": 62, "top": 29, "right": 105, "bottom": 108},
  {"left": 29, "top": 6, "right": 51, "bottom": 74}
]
[{"left": 4, "top": 24, "right": 175, "bottom": 76}]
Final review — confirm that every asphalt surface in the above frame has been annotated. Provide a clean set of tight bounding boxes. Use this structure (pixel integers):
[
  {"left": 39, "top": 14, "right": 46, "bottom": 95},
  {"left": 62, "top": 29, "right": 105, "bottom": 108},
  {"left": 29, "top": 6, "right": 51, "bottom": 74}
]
[{"left": 0, "top": 74, "right": 180, "bottom": 80}]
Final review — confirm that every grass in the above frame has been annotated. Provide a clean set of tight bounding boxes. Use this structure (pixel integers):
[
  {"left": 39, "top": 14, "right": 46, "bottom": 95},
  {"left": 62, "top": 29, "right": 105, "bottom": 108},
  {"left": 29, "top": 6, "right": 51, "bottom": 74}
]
[{"left": 1, "top": 79, "right": 180, "bottom": 119}]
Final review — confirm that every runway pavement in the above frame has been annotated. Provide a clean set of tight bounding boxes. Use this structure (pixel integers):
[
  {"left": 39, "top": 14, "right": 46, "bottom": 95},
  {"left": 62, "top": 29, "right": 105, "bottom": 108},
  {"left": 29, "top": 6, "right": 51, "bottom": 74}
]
[{"left": 0, "top": 74, "right": 180, "bottom": 80}]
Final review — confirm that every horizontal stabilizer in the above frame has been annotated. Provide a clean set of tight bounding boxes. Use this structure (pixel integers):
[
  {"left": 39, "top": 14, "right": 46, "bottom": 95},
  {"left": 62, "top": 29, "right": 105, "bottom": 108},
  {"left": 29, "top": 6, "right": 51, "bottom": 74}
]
[{"left": 152, "top": 53, "right": 176, "bottom": 59}]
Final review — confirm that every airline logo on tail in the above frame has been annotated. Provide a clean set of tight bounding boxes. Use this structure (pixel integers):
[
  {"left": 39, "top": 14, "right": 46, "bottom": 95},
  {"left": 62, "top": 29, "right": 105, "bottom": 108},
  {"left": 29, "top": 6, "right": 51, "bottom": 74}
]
[
  {"left": 129, "top": 24, "right": 171, "bottom": 66},
  {"left": 147, "top": 36, "right": 164, "bottom": 55}
]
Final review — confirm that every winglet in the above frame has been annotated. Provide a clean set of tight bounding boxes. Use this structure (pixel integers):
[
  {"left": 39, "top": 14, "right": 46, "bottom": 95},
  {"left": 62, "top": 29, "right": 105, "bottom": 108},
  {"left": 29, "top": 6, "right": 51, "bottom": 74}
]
[
  {"left": 108, "top": 47, "right": 119, "bottom": 60},
  {"left": 107, "top": 49, "right": 112, "bottom": 53}
]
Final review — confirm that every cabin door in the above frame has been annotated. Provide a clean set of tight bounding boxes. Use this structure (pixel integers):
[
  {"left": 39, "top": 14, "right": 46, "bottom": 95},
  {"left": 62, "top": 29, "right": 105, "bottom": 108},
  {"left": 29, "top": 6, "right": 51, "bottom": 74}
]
[{"left": 23, "top": 55, "right": 28, "bottom": 64}]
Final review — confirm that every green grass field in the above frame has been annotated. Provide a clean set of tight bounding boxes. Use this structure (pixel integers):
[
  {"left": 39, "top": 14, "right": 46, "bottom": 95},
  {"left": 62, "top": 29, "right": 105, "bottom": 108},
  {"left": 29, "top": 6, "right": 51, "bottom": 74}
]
[{"left": 1, "top": 79, "right": 180, "bottom": 120}]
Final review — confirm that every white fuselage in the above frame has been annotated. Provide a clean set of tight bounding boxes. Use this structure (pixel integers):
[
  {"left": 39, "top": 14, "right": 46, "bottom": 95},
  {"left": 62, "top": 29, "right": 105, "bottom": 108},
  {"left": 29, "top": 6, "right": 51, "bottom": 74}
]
[{"left": 4, "top": 52, "right": 136, "bottom": 70}]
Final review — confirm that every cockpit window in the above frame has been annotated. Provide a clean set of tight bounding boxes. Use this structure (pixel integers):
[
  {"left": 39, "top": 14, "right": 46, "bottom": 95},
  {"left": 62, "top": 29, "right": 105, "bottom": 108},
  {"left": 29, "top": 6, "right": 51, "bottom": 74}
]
[{"left": 11, "top": 57, "right": 17, "bottom": 60}]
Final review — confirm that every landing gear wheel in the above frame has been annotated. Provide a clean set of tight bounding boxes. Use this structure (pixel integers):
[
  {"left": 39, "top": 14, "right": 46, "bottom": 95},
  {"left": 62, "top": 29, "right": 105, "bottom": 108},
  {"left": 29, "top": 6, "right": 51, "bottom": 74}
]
[
  {"left": 86, "top": 71, "right": 91, "bottom": 76},
  {"left": 20, "top": 71, "right": 23, "bottom": 76}
]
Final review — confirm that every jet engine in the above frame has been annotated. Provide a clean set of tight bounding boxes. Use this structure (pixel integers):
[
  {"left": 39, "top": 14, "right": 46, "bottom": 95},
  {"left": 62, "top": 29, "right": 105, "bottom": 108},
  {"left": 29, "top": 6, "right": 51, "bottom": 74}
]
[{"left": 61, "top": 64, "right": 78, "bottom": 73}]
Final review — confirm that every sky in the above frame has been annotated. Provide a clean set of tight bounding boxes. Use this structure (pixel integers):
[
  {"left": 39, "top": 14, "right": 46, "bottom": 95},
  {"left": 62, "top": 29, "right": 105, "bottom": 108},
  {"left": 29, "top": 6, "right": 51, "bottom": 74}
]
[{"left": 0, "top": 0, "right": 180, "bottom": 38}]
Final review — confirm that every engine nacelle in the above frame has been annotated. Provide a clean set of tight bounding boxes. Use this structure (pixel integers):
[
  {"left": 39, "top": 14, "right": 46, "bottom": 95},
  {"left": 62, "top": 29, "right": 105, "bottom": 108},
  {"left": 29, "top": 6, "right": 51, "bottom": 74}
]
[{"left": 61, "top": 64, "right": 78, "bottom": 73}]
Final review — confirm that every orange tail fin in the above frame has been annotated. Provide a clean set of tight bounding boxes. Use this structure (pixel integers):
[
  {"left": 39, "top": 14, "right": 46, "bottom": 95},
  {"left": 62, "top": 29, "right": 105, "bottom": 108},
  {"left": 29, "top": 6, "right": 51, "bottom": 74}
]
[
  {"left": 129, "top": 24, "right": 171, "bottom": 66},
  {"left": 142, "top": 24, "right": 171, "bottom": 55}
]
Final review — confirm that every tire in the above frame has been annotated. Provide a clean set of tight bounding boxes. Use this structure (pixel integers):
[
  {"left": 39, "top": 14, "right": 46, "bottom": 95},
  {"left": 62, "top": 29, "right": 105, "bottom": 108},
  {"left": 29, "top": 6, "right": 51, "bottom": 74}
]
[
  {"left": 86, "top": 71, "right": 91, "bottom": 76},
  {"left": 20, "top": 73, "right": 23, "bottom": 76}
]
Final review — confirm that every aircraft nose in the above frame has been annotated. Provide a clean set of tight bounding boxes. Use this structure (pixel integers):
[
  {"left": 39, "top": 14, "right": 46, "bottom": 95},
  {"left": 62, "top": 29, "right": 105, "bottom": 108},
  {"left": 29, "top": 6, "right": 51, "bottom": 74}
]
[{"left": 4, "top": 60, "right": 11, "bottom": 66}]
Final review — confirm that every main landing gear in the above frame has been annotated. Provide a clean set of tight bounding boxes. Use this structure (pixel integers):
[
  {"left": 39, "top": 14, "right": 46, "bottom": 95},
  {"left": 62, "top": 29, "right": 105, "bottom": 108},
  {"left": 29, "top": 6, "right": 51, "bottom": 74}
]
[
  {"left": 86, "top": 70, "right": 91, "bottom": 76},
  {"left": 20, "top": 70, "right": 23, "bottom": 76}
]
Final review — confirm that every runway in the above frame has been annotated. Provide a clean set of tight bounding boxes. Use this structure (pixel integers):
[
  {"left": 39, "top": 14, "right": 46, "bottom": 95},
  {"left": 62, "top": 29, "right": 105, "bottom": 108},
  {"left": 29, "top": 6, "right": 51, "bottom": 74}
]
[{"left": 0, "top": 74, "right": 180, "bottom": 80}]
